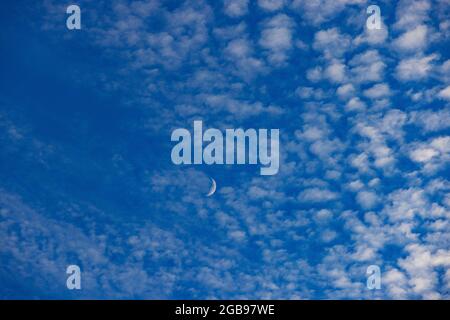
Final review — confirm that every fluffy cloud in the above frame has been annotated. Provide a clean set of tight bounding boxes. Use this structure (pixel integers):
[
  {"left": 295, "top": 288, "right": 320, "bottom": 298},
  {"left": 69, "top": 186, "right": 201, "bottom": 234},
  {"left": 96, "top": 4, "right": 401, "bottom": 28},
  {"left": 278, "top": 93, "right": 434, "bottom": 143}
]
[
  {"left": 363, "top": 83, "right": 392, "bottom": 99},
  {"left": 224, "top": 0, "right": 249, "bottom": 17},
  {"left": 394, "top": 0, "right": 431, "bottom": 31},
  {"left": 354, "top": 22, "right": 388, "bottom": 46},
  {"left": 349, "top": 50, "right": 386, "bottom": 83},
  {"left": 396, "top": 54, "right": 438, "bottom": 81},
  {"left": 258, "top": 0, "right": 285, "bottom": 11},
  {"left": 313, "top": 28, "right": 351, "bottom": 59},
  {"left": 356, "top": 191, "right": 379, "bottom": 210},
  {"left": 336, "top": 83, "right": 356, "bottom": 100},
  {"left": 325, "top": 61, "right": 347, "bottom": 83},
  {"left": 438, "top": 86, "right": 450, "bottom": 101},
  {"left": 410, "top": 109, "right": 450, "bottom": 132},
  {"left": 346, "top": 97, "right": 366, "bottom": 112},
  {"left": 291, "top": 0, "right": 366, "bottom": 25},
  {"left": 410, "top": 147, "right": 439, "bottom": 163},
  {"left": 393, "top": 25, "right": 429, "bottom": 53},
  {"left": 259, "top": 14, "right": 295, "bottom": 64},
  {"left": 298, "top": 188, "right": 339, "bottom": 202},
  {"left": 409, "top": 136, "right": 450, "bottom": 174}
]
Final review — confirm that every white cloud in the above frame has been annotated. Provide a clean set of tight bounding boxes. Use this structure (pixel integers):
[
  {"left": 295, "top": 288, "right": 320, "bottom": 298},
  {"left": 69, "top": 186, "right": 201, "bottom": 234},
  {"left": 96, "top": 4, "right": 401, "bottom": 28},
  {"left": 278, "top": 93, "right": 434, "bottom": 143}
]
[
  {"left": 383, "top": 188, "right": 429, "bottom": 221},
  {"left": 408, "top": 136, "right": 450, "bottom": 172},
  {"left": 321, "top": 229, "right": 337, "bottom": 242},
  {"left": 214, "top": 22, "right": 247, "bottom": 40},
  {"left": 336, "top": 84, "right": 355, "bottom": 100},
  {"left": 200, "top": 94, "right": 283, "bottom": 119},
  {"left": 440, "top": 59, "right": 450, "bottom": 82},
  {"left": 306, "top": 66, "right": 322, "bottom": 82},
  {"left": 314, "top": 209, "right": 333, "bottom": 223},
  {"left": 347, "top": 180, "right": 364, "bottom": 192},
  {"left": 223, "top": 37, "right": 267, "bottom": 80},
  {"left": 394, "top": 0, "right": 431, "bottom": 31},
  {"left": 313, "top": 28, "right": 351, "bottom": 59},
  {"left": 346, "top": 97, "right": 366, "bottom": 112},
  {"left": 356, "top": 191, "right": 379, "bottom": 209},
  {"left": 295, "top": 86, "right": 326, "bottom": 100},
  {"left": 438, "top": 86, "right": 450, "bottom": 101},
  {"left": 384, "top": 268, "right": 409, "bottom": 299},
  {"left": 431, "top": 136, "right": 450, "bottom": 153},
  {"left": 295, "top": 86, "right": 314, "bottom": 99},
  {"left": 396, "top": 54, "right": 438, "bottom": 81},
  {"left": 410, "top": 109, "right": 450, "bottom": 132},
  {"left": 291, "top": 0, "right": 366, "bottom": 25},
  {"left": 353, "top": 121, "right": 398, "bottom": 171},
  {"left": 225, "top": 38, "right": 252, "bottom": 58},
  {"left": 410, "top": 147, "right": 438, "bottom": 163},
  {"left": 298, "top": 188, "right": 339, "bottom": 202},
  {"left": 349, "top": 50, "right": 386, "bottom": 83},
  {"left": 354, "top": 22, "right": 388, "bottom": 46},
  {"left": 310, "top": 138, "right": 343, "bottom": 160},
  {"left": 398, "top": 244, "right": 450, "bottom": 299},
  {"left": 258, "top": 0, "right": 285, "bottom": 11},
  {"left": 228, "top": 230, "right": 247, "bottom": 242},
  {"left": 393, "top": 25, "right": 429, "bottom": 53},
  {"left": 363, "top": 83, "right": 392, "bottom": 99},
  {"left": 325, "top": 61, "right": 347, "bottom": 83},
  {"left": 259, "top": 14, "right": 295, "bottom": 64},
  {"left": 224, "top": 0, "right": 249, "bottom": 17}
]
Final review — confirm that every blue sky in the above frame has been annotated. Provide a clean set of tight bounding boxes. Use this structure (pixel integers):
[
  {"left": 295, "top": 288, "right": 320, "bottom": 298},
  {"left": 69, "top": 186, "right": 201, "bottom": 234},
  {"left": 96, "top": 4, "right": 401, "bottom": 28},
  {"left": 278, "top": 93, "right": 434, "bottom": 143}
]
[{"left": 0, "top": 0, "right": 449, "bottom": 299}]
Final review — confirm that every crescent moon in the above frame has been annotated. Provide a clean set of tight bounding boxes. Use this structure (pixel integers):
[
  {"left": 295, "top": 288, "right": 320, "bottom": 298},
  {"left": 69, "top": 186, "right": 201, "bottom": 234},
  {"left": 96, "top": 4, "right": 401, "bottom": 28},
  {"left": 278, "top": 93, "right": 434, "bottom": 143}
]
[{"left": 206, "top": 178, "right": 216, "bottom": 197}]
